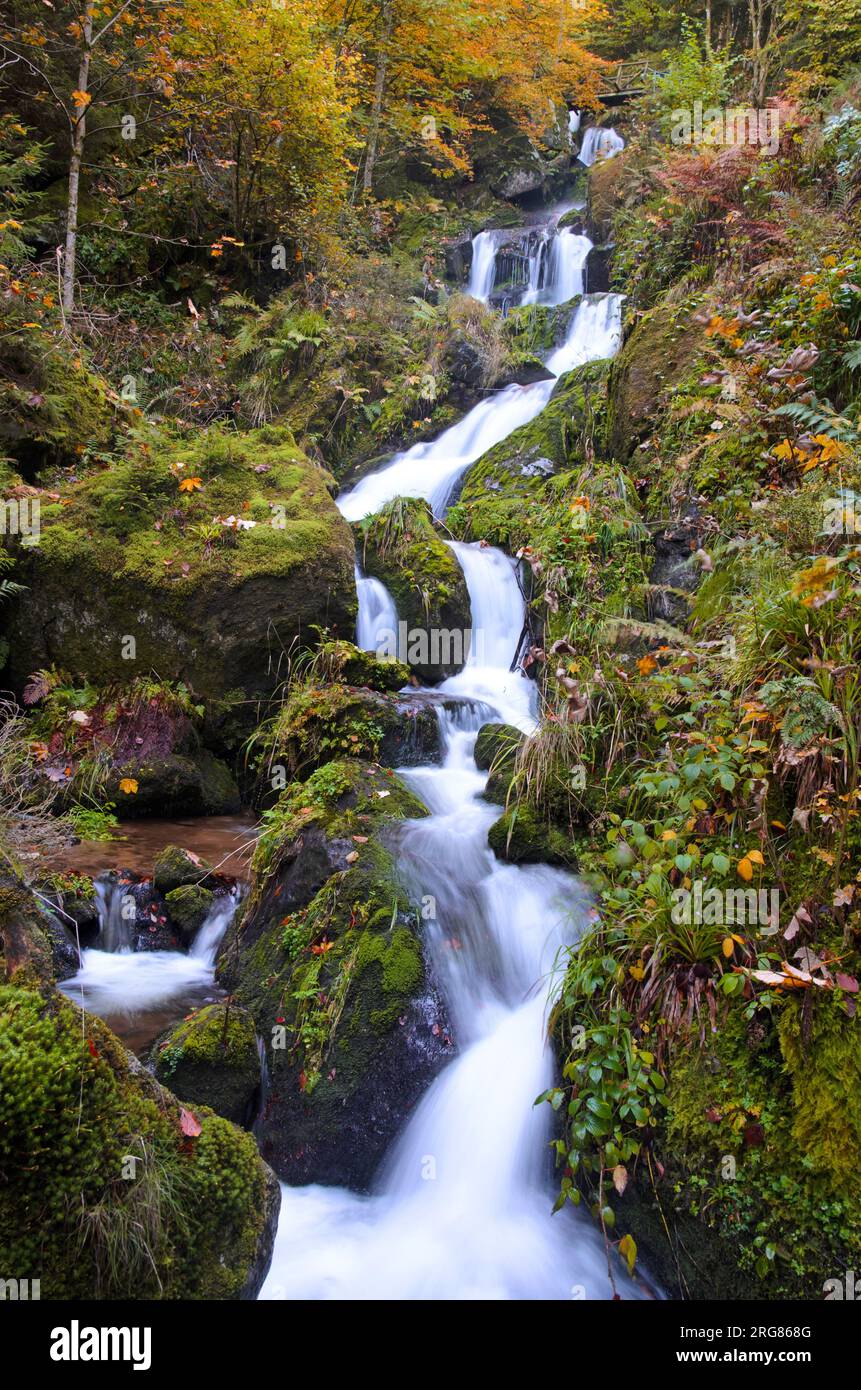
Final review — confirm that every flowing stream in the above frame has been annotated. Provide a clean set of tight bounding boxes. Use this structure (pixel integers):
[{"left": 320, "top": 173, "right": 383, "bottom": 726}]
[
  {"left": 59, "top": 886, "right": 242, "bottom": 1051},
  {"left": 265, "top": 137, "right": 644, "bottom": 1300}
]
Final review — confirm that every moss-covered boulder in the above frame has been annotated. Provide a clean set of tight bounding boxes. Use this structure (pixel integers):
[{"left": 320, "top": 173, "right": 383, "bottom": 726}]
[
  {"left": 585, "top": 146, "right": 629, "bottom": 245},
  {"left": 164, "top": 884, "right": 215, "bottom": 943},
  {"left": 606, "top": 294, "right": 706, "bottom": 463},
  {"left": 357, "top": 498, "right": 471, "bottom": 682},
  {"left": 487, "top": 804, "right": 577, "bottom": 867},
  {"left": 475, "top": 721, "right": 521, "bottom": 802},
  {"left": 106, "top": 749, "right": 240, "bottom": 819},
  {"left": 152, "top": 1002, "right": 261, "bottom": 1129},
  {"left": 0, "top": 984, "right": 278, "bottom": 1298},
  {"left": 153, "top": 845, "right": 211, "bottom": 896},
  {"left": 217, "top": 758, "right": 452, "bottom": 1189},
  {"left": 2, "top": 425, "right": 356, "bottom": 703},
  {"left": 317, "top": 638, "right": 411, "bottom": 692},
  {"left": 255, "top": 682, "right": 441, "bottom": 796}
]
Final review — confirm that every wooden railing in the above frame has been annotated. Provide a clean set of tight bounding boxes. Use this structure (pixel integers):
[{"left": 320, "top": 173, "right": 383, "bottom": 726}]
[{"left": 597, "top": 60, "right": 663, "bottom": 99}]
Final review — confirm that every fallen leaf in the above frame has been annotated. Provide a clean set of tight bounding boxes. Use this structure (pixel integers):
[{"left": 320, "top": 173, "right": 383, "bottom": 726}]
[{"left": 179, "top": 1107, "right": 202, "bottom": 1137}]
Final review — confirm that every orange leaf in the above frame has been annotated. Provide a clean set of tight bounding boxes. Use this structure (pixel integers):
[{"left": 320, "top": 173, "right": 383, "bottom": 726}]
[
  {"left": 178, "top": 476, "right": 203, "bottom": 493},
  {"left": 179, "top": 1107, "right": 202, "bottom": 1137},
  {"left": 118, "top": 777, "right": 138, "bottom": 794},
  {"left": 737, "top": 856, "right": 753, "bottom": 881}
]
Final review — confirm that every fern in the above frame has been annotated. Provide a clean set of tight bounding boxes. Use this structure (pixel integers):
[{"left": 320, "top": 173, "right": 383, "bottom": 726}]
[
  {"left": 773, "top": 398, "right": 858, "bottom": 442},
  {"left": 842, "top": 341, "right": 861, "bottom": 371}
]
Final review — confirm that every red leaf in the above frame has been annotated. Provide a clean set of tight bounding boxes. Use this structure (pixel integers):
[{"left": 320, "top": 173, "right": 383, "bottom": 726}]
[
  {"left": 836, "top": 973, "right": 859, "bottom": 993},
  {"left": 87, "top": 1038, "right": 99, "bottom": 1059},
  {"left": 179, "top": 1107, "right": 202, "bottom": 1137}
]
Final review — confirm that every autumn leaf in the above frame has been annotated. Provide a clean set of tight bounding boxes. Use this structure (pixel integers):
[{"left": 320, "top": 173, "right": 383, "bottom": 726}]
[
  {"left": 118, "top": 778, "right": 139, "bottom": 794},
  {"left": 737, "top": 856, "right": 754, "bottom": 881},
  {"left": 612, "top": 1164, "right": 628, "bottom": 1196},
  {"left": 722, "top": 936, "right": 735, "bottom": 958},
  {"left": 636, "top": 654, "right": 657, "bottom": 676},
  {"left": 618, "top": 1232, "right": 637, "bottom": 1276},
  {"left": 178, "top": 476, "right": 203, "bottom": 493},
  {"left": 71, "top": 89, "right": 92, "bottom": 108},
  {"left": 179, "top": 1107, "right": 202, "bottom": 1137}
]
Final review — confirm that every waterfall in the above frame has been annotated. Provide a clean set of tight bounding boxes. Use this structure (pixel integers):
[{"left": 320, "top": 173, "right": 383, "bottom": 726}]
[
  {"left": 568, "top": 109, "right": 581, "bottom": 134},
  {"left": 93, "top": 877, "right": 133, "bottom": 953},
  {"left": 465, "top": 229, "right": 498, "bottom": 303},
  {"left": 538, "top": 229, "right": 591, "bottom": 307},
  {"left": 337, "top": 290, "right": 623, "bottom": 523},
  {"left": 578, "top": 126, "right": 625, "bottom": 167},
  {"left": 355, "top": 565, "right": 398, "bottom": 657},
  {"left": 59, "top": 890, "right": 241, "bottom": 1020},
  {"left": 262, "top": 538, "right": 644, "bottom": 1300}
]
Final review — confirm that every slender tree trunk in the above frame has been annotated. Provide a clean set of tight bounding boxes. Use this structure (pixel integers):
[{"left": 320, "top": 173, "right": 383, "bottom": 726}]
[
  {"left": 63, "top": 0, "right": 94, "bottom": 314},
  {"left": 705, "top": 0, "right": 713, "bottom": 53},
  {"left": 362, "top": 0, "right": 393, "bottom": 195}
]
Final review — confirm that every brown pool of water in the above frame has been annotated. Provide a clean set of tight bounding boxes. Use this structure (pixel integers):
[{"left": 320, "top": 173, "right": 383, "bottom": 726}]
[{"left": 56, "top": 813, "right": 259, "bottom": 880}]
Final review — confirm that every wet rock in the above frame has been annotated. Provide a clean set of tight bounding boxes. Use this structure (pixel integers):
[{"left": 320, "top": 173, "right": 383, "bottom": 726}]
[
  {"left": 488, "top": 804, "right": 577, "bottom": 868},
  {"left": 164, "top": 884, "right": 215, "bottom": 944},
  {"left": 152, "top": 1001, "right": 262, "bottom": 1128},
  {"left": 153, "top": 844, "right": 212, "bottom": 896},
  {"left": 217, "top": 759, "right": 453, "bottom": 1190}
]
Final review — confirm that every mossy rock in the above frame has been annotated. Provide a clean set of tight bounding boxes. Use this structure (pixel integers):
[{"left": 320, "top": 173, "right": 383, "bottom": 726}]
[
  {"left": 585, "top": 146, "right": 629, "bottom": 244},
  {"left": 153, "top": 845, "right": 211, "bottom": 896},
  {"left": 0, "top": 870, "right": 55, "bottom": 987},
  {"left": 599, "top": 1002, "right": 861, "bottom": 1299},
  {"left": 256, "top": 682, "right": 441, "bottom": 795},
  {"left": 450, "top": 358, "right": 610, "bottom": 550},
  {"left": 152, "top": 1002, "right": 261, "bottom": 1128},
  {"left": 318, "top": 638, "right": 411, "bottom": 692},
  {"left": 606, "top": 293, "right": 706, "bottom": 463},
  {"left": 2, "top": 426, "right": 357, "bottom": 703},
  {"left": 357, "top": 498, "right": 471, "bottom": 682},
  {"left": 475, "top": 721, "right": 522, "bottom": 802},
  {"left": 164, "top": 885, "right": 215, "bottom": 943},
  {"left": 0, "top": 322, "right": 115, "bottom": 475},
  {"left": 105, "top": 749, "right": 241, "bottom": 819},
  {"left": 0, "top": 982, "right": 279, "bottom": 1298},
  {"left": 487, "top": 804, "right": 577, "bottom": 867},
  {"left": 217, "top": 758, "right": 452, "bottom": 1189}
]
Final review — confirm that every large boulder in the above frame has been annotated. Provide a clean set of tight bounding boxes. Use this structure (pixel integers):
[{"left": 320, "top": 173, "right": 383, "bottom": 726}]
[
  {"left": 217, "top": 758, "right": 452, "bottom": 1190},
  {"left": 152, "top": 1002, "right": 262, "bottom": 1128},
  {"left": 2, "top": 425, "right": 357, "bottom": 703},
  {"left": 357, "top": 498, "right": 472, "bottom": 683},
  {"left": 606, "top": 295, "right": 706, "bottom": 463}
]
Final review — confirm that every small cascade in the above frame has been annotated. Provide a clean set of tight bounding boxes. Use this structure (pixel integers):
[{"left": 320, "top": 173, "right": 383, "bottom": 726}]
[
  {"left": 465, "top": 229, "right": 498, "bottom": 303},
  {"left": 568, "top": 108, "right": 581, "bottom": 134},
  {"left": 60, "top": 889, "right": 242, "bottom": 1025},
  {"left": 578, "top": 126, "right": 625, "bottom": 167},
  {"left": 337, "top": 290, "right": 623, "bottom": 522},
  {"left": 355, "top": 565, "right": 398, "bottom": 657},
  {"left": 94, "top": 877, "right": 133, "bottom": 953}
]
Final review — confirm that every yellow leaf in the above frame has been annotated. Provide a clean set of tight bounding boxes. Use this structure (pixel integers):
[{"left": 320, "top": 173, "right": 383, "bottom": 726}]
[
  {"left": 636, "top": 654, "right": 657, "bottom": 676},
  {"left": 119, "top": 778, "right": 138, "bottom": 794},
  {"left": 629, "top": 963, "right": 645, "bottom": 981},
  {"left": 71, "top": 89, "right": 92, "bottom": 108},
  {"left": 737, "top": 856, "right": 753, "bottom": 881},
  {"left": 178, "top": 476, "right": 203, "bottom": 493},
  {"left": 661, "top": 829, "right": 677, "bottom": 841},
  {"left": 746, "top": 849, "right": 765, "bottom": 865},
  {"left": 722, "top": 936, "right": 735, "bottom": 958}
]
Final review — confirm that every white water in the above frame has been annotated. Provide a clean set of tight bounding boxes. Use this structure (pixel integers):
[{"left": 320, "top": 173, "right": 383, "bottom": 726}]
[
  {"left": 59, "top": 889, "right": 239, "bottom": 1020},
  {"left": 355, "top": 565, "right": 398, "bottom": 654},
  {"left": 337, "top": 289, "right": 623, "bottom": 523},
  {"left": 465, "top": 229, "right": 498, "bottom": 303},
  {"left": 578, "top": 126, "right": 625, "bottom": 167},
  {"left": 568, "top": 109, "right": 581, "bottom": 135},
  {"left": 263, "top": 544, "right": 642, "bottom": 1300}
]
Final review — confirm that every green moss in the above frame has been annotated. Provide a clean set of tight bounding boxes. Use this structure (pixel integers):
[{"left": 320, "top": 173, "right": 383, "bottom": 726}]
[
  {"left": 153, "top": 845, "right": 211, "bottom": 895},
  {"left": 487, "top": 804, "right": 577, "bottom": 867},
  {"left": 3, "top": 425, "right": 356, "bottom": 702},
  {"left": 318, "top": 638, "right": 410, "bottom": 692},
  {"left": 164, "top": 884, "right": 215, "bottom": 939},
  {"left": 0, "top": 984, "right": 274, "bottom": 1298},
  {"left": 779, "top": 999, "right": 861, "bottom": 1196},
  {"left": 357, "top": 498, "right": 470, "bottom": 681},
  {"left": 152, "top": 1002, "right": 260, "bottom": 1128}
]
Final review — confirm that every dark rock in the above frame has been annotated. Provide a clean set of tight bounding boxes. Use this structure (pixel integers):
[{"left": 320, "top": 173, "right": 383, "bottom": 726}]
[
  {"left": 152, "top": 1001, "right": 262, "bottom": 1128},
  {"left": 164, "top": 884, "right": 215, "bottom": 944},
  {"left": 153, "top": 845, "right": 212, "bottom": 896}
]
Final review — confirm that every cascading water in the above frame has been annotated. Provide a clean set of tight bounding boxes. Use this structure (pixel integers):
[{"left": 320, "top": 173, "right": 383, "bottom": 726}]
[
  {"left": 262, "top": 547, "right": 644, "bottom": 1300},
  {"left": 465, "top": 229, "right": 498, "bottom": 304},
  {"left": 59, "top": 888, "right": 241, "bottom": 1023},
  {"left": 337, "top": 289, "right": 623, "bottom": 523},
  {"left": 578, "top": 126, "right": 625, "bottom": 167},
  {"left": 355, "top": 564, "right": 398, "bottom": 655}
]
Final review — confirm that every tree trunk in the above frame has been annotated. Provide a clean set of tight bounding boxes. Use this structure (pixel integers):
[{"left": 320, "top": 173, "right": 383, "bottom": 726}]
[
  {"left": 362, "top": 1, "right": 393, "bottom": 195},
  {"left": 62, "top": 0, "right": 94, "bottom": 315}
]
